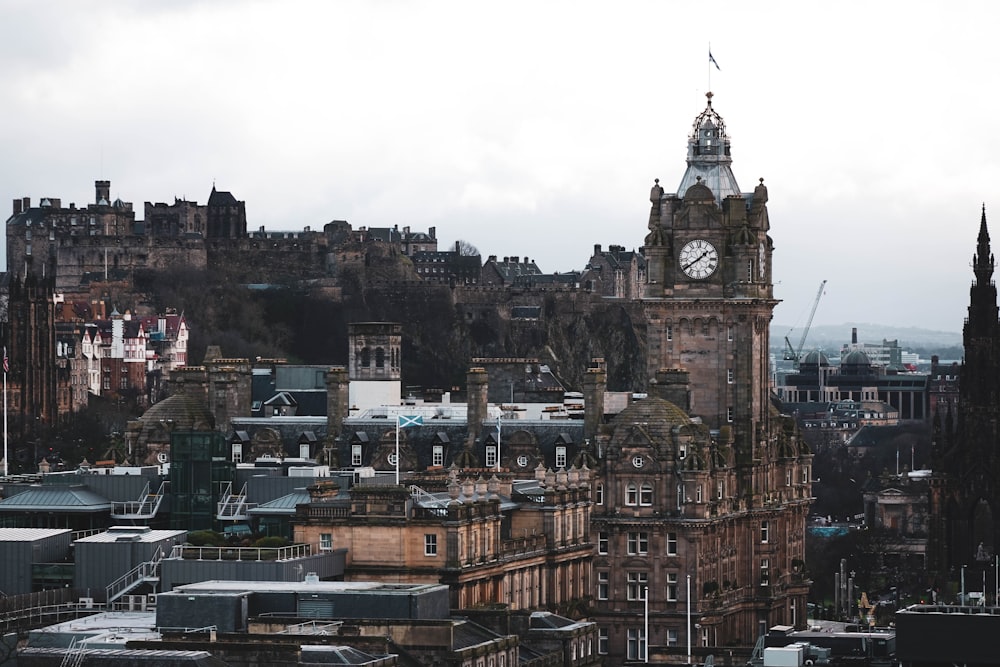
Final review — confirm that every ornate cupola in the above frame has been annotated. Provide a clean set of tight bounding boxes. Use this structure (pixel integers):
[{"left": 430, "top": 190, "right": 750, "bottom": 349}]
[{"left": 676, "top": 92, "right": 741, "bottom": 205}]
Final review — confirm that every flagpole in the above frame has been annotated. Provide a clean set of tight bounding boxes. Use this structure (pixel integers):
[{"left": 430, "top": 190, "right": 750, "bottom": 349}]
[
  {"left": 496, "top": 415, "right": 501, "bottom": 472},
  {"left": 395, "top": 414, "right": 400, "bottom": 485},
  {"left": 3, "top": 346, "right": 7, "bottom": 477}
]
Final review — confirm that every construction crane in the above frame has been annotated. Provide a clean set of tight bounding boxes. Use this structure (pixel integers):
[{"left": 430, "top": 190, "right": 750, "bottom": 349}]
[{"left": 783, "top": 279, "right": 827, "bottom": 364}]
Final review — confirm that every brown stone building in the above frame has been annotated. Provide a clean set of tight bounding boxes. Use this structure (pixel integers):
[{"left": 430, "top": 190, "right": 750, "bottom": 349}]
[{"left": 294, "top": 466, "right": 593, "bottom": 614}]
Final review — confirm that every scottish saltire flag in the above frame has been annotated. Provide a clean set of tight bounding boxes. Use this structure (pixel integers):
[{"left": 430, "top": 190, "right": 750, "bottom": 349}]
[
  {"left": 709, "top": 50, "right": 720, "bottom": 71},
  {"left": 398, "top": 415, "right": 423, "bottom": 428}
]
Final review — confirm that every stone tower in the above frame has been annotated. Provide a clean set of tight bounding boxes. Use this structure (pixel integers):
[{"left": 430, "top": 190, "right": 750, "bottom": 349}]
[
  {"left": 347, "top": 322, "right": 403, "bottom": 411},
  {"left": 929, "top": 206, "right": 1000, "bottom": 573},
  {"left": 642, "top": 91, "right": 775, "bottom": 479},
  {"left": 591, "top": 94, "right": 812, "bottom": 662}
]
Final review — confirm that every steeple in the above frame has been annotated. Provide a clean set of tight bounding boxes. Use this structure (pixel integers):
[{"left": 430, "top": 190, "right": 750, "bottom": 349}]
[
  {"left": 974, "top": 204, "right": 994, "bottom": 286},
  {"left": 675, "top": 92, "right": 742, "bottom": 205},
  {"left": 967, "top": 206, "right": 999, "bottom": 338}
]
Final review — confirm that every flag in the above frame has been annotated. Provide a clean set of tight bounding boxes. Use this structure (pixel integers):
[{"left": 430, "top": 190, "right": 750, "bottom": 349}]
[
  {"left": 398, "top": 415, "right": 422, "bottom": 428},
  {"left": 709, "top": 50, "right": 720, "bottom": 71},
  {"left": 2, "top": 347, "right": 6, "bottom": 374}
]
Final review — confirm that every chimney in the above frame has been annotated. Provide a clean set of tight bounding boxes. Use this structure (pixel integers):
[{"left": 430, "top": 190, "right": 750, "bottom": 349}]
[
  {"left": 429, "top": 226, "right": 436, "bottom": 240},
  {"left": 22, "top": 197, "right": 30, "bottom": 210},
  {"left": 583, "top": 366, "right": 607, "bottom": 442},
  {"left": 13, "top": 199, "right": 21, "bottom": 216},
  {"left": 466, "top": 367, "right": 489, "bottom": 448},
  {"left": 852, "top": 327, "right": 858, "bottom": 344},
  {"left": 326, "top": 366, "right": 350, "bottom": 444},
  {"left": 594, "top": 244, "right": 601, "bottom": 255}
]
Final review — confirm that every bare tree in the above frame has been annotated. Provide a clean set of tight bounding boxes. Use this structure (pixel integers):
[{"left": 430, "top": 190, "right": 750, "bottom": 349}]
[{"left": 456, "top": 240, "right": 480, "bottom": 256}]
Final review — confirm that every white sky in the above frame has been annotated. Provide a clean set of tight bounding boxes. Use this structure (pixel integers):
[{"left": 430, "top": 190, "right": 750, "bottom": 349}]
[{"left": 2, "top": 0, "right": 997, "bottom": 334}]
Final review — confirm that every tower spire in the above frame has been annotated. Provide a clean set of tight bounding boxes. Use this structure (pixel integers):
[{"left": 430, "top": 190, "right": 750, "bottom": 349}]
[{"left": 974, "top": 203, "right": 994, "bottom": 285}]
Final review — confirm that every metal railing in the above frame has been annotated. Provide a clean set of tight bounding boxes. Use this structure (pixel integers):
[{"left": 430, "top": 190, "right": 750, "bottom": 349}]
[
  {"left": 105, "top": 546, "right": 163, "bottom": 603},
  {"left": 168, "top": 543, "right": 312, "bottom": 561}
]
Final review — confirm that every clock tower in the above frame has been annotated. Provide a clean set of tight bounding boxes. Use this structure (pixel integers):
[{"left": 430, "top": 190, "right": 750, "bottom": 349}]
[{"left": 643, "top": 91, "right": 776, "bottom": 476}]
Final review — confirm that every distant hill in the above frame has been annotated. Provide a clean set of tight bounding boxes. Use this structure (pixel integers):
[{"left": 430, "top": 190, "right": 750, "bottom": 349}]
[{"left": 772, "top": 322, "right": 962, "bottom": 352}]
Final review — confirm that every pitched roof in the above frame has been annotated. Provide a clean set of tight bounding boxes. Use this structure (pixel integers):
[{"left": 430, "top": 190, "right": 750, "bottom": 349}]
[{"left": 0, "top": 485, "right": 112, "bottom": 513}]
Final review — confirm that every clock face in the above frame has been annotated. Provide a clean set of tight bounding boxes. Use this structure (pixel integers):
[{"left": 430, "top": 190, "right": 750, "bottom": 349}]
[{"left": 679, "top": 239, "right": 719, "bottom": 279}]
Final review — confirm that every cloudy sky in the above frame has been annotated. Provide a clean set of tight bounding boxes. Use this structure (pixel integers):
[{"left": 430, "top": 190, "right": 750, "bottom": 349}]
[{"left": 2, "top": 1, "right": 996, "bottom": 336}]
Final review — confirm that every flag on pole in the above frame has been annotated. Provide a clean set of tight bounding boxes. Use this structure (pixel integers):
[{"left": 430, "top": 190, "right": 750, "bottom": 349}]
[
  {"left": 2, "top": 347, "right": 7, "bottom": 374},
  {"left": 709, "top": 50, "right": 720, "bottom": 71},
  {"left": 398, "top": 415, "right": 423, "bottom": 428}
]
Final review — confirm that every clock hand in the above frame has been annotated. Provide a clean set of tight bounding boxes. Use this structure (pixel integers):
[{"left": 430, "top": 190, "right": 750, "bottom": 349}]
[{"left": 683, "top": 251, "right": 709, "bottom": 270}]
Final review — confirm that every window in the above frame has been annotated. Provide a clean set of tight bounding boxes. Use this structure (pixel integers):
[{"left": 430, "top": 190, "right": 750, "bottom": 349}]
[
  {"left": 598, "top": 628, "right": 609, "bottom": 655},
  {"left": 625, "top": 483, "right": 638, "bottom": 506},
  {"left": 425, "top": 534, "right": 438, "bottom": 556},
  {"left": 486, "top": 446, "right": 497, "bottom": 468},
  {"left": 351, "top": 444, "right": 362, "bottom": 466},
  {"left": 727, "top": 406, "right": 734, "bottom": 422},
  {"left": 786, "top": 469, "right": 792, "bottom": 486},
  {"left": 695, "top": 485, "right": 703, "bottom": 503},
  {"left": 666, "top": 325, "right": 673, "bottom": 341},
  {"left": 760, "top": 558, "right": 770, "bottom": 586},
  {"left": 667, "top": 532, "right": 678, "bottom": 556},
  {"left": 627, "top": 628, "right": 646, "bottom": 661},
  {"left": 598, "top": 531, "right": 609, "bottom": 555},
  {"left": 320, "top": 533, "right": 333, "bottom": 551},
  {"left": 727, "top": 368, "right": 734, "bottom": 384},
  {"left": 628, "top": 481, "right": 649, "bottom": 508},
  {"left": 667, "top": 628, "right": 678, "bottom": 647},
  {"left": 727, "top": 325, "right": 734, "bottom": 341},
  {"left": 595, "top": 483, "right": 604, "bottom": 506},
  {"left": 802, "top": 466, "right": 810, "bottom": 484},
  {"left": 375, "top": 347, "right": 385, "bottom": 368},
  {"left": 627, "top": 532, "right": 649, "bottom": 555},
  {"left": 597, "top": 571, "right": 609, "bottom": 600},
  {"left": 387, "top": 453, "right": 398, "bottom": 467},
  {"left": 232, "top": 443, "right": 242, "bottom": 463},
  {"left": 555, "top": 446, "right": 567, "bottom": 468},
  {"left": 761, "top": 520, "right": 769, "bottom": 543},
  {"left": 432, "top": 445, "right": 444, "bottom": 466},
  {"left": 679, "top": 443, "right": 687, "bottom": 460},
  {"left": 717, "top": 481, "right": 724, "bottom": 500},
  {"left": 627, "top": 572, "right": 648, "bottom": 600},
  {"left": 666, "top": 572, "right": 678, "bottom": 601}
]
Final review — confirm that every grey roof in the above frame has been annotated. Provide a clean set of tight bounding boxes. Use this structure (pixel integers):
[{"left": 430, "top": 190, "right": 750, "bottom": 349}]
[
  {"left": 0, "top": 485, "right": 112, "bottom": 513},
  {"left": 452, "top": 619, "right": 502, "bottom": 650},
  {"left": 247, "top": 490, "right": 311, "bottom": 515},
  {"left": 0, "top": 527, "right": 72, "bottom": 541},
  {"left": 300, "top": 645, "right": 384, "bottom": 665}
]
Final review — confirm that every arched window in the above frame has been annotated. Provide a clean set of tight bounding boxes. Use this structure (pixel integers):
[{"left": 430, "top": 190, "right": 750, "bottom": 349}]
[
  {"left": 375, "top": 347, "right": 385, "bottom": 368},
  {"left": 640, "top": 483, "right": 653, "bottom": 506},
  {"left": 360, "top": 348, "right": 371, "bottom": 367},
  {"left": 625, "top": 483, "right": 639, "bottom": 506}
]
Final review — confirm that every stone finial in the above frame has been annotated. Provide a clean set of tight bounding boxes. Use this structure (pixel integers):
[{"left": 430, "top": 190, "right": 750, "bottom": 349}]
[
  {"left": 462, "top": 478, "right": 475, "bottom": 500},
  {"left": 535, "top": 462, "right": 547, "bottom": 483},
  {"left": 448, "top": 478, "right": 461, "bottom": 501},
  {"left": 555, "top": 468, "right": 568, "bottom": 490},
  {"left": 545, "top": 468, "right": 557, "bottom": 489},
  {"left": 487, "top": 474, "right": 500, "bottom": 496},
  {"left": 475, "top": 475, "right": 488, "bottom": 497},
  {"left": 567, "top": 466, "right": 580, "bottom": 487}
]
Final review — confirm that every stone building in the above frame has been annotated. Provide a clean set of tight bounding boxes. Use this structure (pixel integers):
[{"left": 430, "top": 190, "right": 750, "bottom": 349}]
[
  {"left": 293, "top": 466, "right": 594, "bottom": 614},
  {"left": 929, "top": 207, "right": 1000, "bottom": 574},
  {"left": 581, "top": 244, "right": 647, "bottom": 300}
]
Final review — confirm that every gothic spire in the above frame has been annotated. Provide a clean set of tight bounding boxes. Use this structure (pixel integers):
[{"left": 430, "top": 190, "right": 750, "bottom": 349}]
[{"left": 974, "top": 204, "right": 994, "bottom": 285}]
